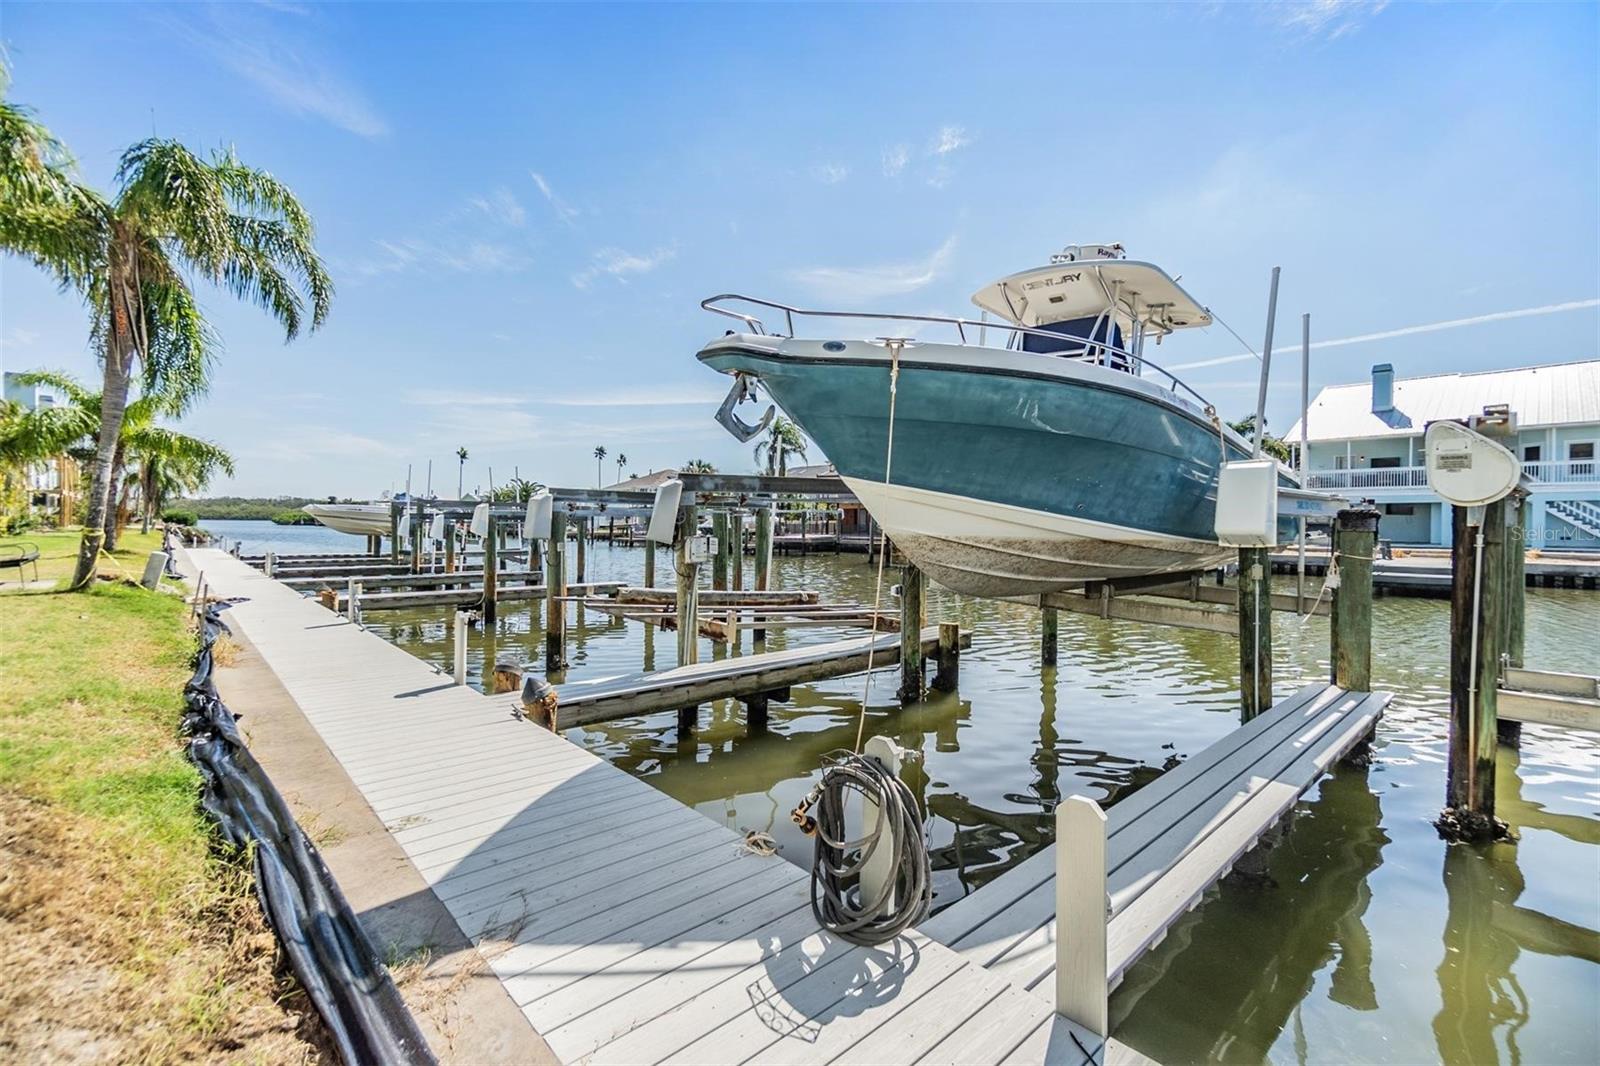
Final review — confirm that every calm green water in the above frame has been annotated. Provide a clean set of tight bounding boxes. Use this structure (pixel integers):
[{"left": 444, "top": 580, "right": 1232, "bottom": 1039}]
[{"left": 359, "top": 541, "right": 1597, "bottom": 1064}]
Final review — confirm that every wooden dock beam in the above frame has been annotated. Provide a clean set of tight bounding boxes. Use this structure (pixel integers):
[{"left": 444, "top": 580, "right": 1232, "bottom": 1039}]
[
  {"left": 1331, "top": 506, "right": 1378, "bottom": 692},
  {"left": 712, "top": 511, "right": 730, "bottom": 591},
  {"left": 754, "top": 507, "right": 772, "bottom": 591},
  {"left": 481, "top": 516, "right": 499, "bottom": 624},
  {"left": 1238, "top": 546, "right": 1273, "bottom": 720},
  {"left": 898, "top": 561, "right": 925, "bottom": 702},
  {"left": 1500, "top": 494, "right": 1528, "bottom": 745},
  {"left": 933, "top": 621, "right": 961, "bottom": 692},
  {"left": 545, "top": 513, "right": 567, "bottom": 671},
  {"left": 1442, "top": 497, "right": 1509, "bottom": 840}
]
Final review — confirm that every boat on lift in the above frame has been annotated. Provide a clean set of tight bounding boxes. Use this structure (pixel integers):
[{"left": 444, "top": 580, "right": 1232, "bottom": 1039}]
[
  {"left": 301, "top": 495, "right": 406, "bottom": 537},
  {"left": 697, "top": 243, "right": 1295, "bottom": 597}
]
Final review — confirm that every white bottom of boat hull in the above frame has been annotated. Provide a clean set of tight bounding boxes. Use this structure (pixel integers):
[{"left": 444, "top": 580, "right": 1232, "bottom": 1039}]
[
  {"left": 843, "top": 478, "right": 1232, "bottom": 597},
  {"left": 301, "top": 505, "right": 393, "bottom": 537}
]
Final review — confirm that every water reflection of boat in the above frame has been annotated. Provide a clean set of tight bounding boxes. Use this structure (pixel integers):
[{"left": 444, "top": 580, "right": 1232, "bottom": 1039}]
[{"left": 699, "top": 244, "right": 1297, "bottom": 597}]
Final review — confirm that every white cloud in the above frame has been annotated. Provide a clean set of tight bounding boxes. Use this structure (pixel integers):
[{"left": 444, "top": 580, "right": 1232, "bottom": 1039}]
[
  {"left": 402, "top": 389, "right": 530, "bottom": 408},
  {"left": 0, "top": 328, "right": 41, "bottom": 349},
  {"left": 538, "top": 386, "right": 726, "bottom": 407},
  {"left": 788, "top": 234, "right": 958, "bottom": 303},
  {"left": 811, "top": 163, "right": 850, "bottom": 185},
  {"left": 1265, "top": 1, "right": 1389, "bottom": 40},
  {"left": 1168, "top": 299, "right": 1600, "bottom": 371},
  {"left": 166, "top": 8, "right": 388, "bottom": 138},
  {"left": 881, "top": 144, "right": 910, "bottom": 177},
  {"left": 930, "top": 125, "right": 969, "bottom": 156},
  {"left": 351, "top": 237, "right": 529, "bottom": 277},
  {"left": 469, "top": 187, "right": 526, "bottom": 227},
  {"left": 531, "top": 171, "right": 580, "bottom": 224},
  {"left": 571, "top": 245, "right": 678, "bottom": 289},
  {"left": 240, "top": 426, "right": 392, "bottom": 464},
  {"left": 925, "top": 164, "right": 952, "bottom": 190}
]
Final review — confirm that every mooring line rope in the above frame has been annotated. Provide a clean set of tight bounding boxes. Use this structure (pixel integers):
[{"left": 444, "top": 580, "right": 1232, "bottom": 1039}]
[{"left": 856, "top": 339, "right": 905, "bottom": 754}]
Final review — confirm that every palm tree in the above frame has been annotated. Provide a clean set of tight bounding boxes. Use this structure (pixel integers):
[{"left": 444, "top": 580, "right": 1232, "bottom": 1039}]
[
  {"left": 456, "top": 446, "right": 469, "bottom": 496},
  {"left": 614, "top": 452, "right": 627, "bottom": 484},
  {"left": 753, "top": 416, "right": 809, "bottom": 477},
  {"left": 681, "top": 459, "right": 717, "bottom": 474},
  {"left": 0, "top": 76, "right": 331, "bottom": 587},
  {"left": 13, "top": 371, "right": 233, "bottom": 539},
  {"left": 593, "top": 445, "right": 607, "bottom": 487}
]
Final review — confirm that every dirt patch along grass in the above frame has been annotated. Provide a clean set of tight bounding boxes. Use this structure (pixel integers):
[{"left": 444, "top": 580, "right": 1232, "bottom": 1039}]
[{"left": 0, "top": 582, "right": 327, "bottom": 1063}]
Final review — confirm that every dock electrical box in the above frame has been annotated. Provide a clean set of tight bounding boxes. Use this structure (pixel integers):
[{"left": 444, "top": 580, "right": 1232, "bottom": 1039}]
[
  {"left": 1214, "top": 459, "right": 1281, "bottom": 548},
  {"left": 1424, "top": 421, "right": 1522, "bottom": 507}
]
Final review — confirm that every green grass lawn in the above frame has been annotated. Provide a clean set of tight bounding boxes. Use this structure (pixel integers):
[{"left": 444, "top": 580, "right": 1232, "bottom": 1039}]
[
  {"left": 0, "top": 526, "right": 169, "bottom": 590},
  {"left": 0, "top": 549, "right": 325, "bottom": 1060}
]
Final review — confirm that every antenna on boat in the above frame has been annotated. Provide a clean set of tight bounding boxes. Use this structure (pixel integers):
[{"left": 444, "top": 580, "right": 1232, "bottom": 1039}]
[{"left": 1253, "top": 267, "right": 1281, "bottom": 458}]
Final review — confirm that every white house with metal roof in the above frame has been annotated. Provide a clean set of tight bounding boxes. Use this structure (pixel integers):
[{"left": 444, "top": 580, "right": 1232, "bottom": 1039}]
[{"left": 1286, "top": 360, "right": 1599, "bottom": 549}]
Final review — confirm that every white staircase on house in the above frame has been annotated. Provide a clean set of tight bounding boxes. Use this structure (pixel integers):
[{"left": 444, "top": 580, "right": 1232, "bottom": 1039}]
[{"left": 1548, "top": 499, "right": 1600, "bottom": 539}]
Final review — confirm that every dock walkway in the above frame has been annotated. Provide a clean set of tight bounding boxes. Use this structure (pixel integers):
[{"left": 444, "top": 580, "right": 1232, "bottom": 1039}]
[
  {"left": 181, "top": 549, "right": 1129, "bottom": 1065},
  {"left": 921, "top": 682, "right": 1389, "bottom": 1027}
]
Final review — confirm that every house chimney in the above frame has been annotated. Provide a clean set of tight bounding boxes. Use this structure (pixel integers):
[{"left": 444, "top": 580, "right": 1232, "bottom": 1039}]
[{"left": 1371, "top": 363, "right": 1394, "bottom": 413}]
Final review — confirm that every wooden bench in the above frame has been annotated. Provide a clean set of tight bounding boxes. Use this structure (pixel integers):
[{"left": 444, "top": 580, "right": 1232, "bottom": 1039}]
[
  {"left": 921, "top": 682, "right": 1391, "bottom": 1035},
  {"left": 0, "top": 541, "right": 41, "bottom": 583}
]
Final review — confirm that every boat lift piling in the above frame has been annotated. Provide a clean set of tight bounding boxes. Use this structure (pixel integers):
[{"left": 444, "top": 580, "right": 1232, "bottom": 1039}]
[
  {"left": 730, "top": 511, "right": 745, "bottom": 590},
  {"left": 711, "top": 511, "right": 730, "bottom": 591},
  {"left": 897, "top": 561, "right": 926, "bottom": 701},
  {"left": 674, "top": 501, "right": 701, "bottom": 734},
  {"left": 481, "top": 511, "right": 499, "bottom": 624},
  {"left": 545, "top": 512, "right": 567, "bottom": 671}
]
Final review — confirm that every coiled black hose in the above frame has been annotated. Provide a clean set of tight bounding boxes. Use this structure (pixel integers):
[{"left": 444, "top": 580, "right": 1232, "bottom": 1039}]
[{"left": 806, "top": 750, "right": 931, "bottom": 945}]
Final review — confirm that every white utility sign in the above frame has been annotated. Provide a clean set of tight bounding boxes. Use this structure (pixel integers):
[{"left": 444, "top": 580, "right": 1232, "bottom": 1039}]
[{"left": 1425, "top": 421, "right": 1522, "bottom": 507}]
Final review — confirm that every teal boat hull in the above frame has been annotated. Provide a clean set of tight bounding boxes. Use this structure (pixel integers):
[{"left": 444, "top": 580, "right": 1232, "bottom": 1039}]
[{"left": 701, "top": 336, "right": 1292, "bottom": 596}]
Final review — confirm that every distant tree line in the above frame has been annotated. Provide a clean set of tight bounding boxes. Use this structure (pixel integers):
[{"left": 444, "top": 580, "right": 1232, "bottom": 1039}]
[{"left": 176, "top": 496, "right": 345, "bottom": 521}]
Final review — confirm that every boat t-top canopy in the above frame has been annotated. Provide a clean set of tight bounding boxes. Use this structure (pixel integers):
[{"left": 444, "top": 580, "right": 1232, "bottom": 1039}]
[{"left": 970, "top": 254, "right": 1212, "bottom": 337}]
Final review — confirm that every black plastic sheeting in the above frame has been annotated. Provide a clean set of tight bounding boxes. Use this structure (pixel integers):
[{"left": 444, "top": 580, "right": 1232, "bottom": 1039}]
[{"left": 183, "top": 603, "right": 435, "bottom": 1066}]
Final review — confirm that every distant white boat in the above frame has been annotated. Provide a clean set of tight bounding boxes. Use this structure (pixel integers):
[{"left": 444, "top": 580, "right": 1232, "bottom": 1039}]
[{"left": 301, "top": 502, "right": 395, "bottom": 536}]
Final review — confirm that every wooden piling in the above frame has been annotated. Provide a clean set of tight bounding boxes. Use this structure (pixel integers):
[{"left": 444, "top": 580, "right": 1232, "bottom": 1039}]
[
  {"left": 443, "top": 522, "right": 456, "bottom": 574},
  {"left": 481, "top": 516, "right": 499, "bottom": 624},
  {"left": 933, "top": 621, "right": 961, "bottom": 692},
  {"left": 575, "top": 517, "right": 588, "bottom": 583},
  {"left": 1500, "top": 494, "right": 1528, "bottom": 745},
  {"left": 754, "top": 507, "right": 773, "bottom": 591},
  {"left": 674, "top": 503, "right": 699, "bottom": 668},
  {"left": 898, "top": 561, "right": 925, "bottom": 702},
  {"left": 409, "top": 509, "right": 424, "bottom": 574},
  {"left": 730, "top": 512, "right": 744, "bottom": 591},
  {"left": 643, "top": 539, "right": 656, "bottom": 587},
  {"left": 1443, "top": 499, "right": 1508, "bottom": 837},
  {"left": 1331, "top": 506, "right": 1378, "bottom": 692},
  {"left": 388, "top": 504, "right": 400, "bottom": 564},
  {"left": 491, "top": 661, "right": 523, "bottom": 694},
  {"left": 1041, "top": 606, "right": 1059, "bottom": 666},
  {"left": 1237, "top": 546, "right": 1273, "bottom": 720},
  {"left": 712, "top": 511, "right": 730, "bottom": 591},
  {"left": 674, "top": 503, "right": 700, "bottom": 733},
  {"left": 545, "top": 512, "right": 567, "bottom": 671}
]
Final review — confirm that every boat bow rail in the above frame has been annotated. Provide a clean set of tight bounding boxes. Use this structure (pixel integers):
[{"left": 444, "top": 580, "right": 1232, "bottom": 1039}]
[{"left": 699, "top": 292, "right": 1215, "bottom": 411}]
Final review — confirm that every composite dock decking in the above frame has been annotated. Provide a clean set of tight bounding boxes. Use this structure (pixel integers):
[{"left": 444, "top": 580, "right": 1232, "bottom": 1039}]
[
  {"left": 182, "top": 549, "right": 1132, "bottom": 1065},
  {"left": 922, "top": 683, "right": 1390, "bottom": 1015},
  {"left": 555, "top": 628, "right": 967, "bottom": 728}
]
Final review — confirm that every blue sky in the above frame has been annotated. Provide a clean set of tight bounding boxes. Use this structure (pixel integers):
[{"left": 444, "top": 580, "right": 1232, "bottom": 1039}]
[{"left": 1, "top": 1, "right": 1595, "bottom": 497}]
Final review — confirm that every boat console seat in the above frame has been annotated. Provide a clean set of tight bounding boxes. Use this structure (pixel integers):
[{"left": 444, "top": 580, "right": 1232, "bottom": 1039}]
[{"left": 1020, "top": 315, "right": 1132, "bottom": 371}]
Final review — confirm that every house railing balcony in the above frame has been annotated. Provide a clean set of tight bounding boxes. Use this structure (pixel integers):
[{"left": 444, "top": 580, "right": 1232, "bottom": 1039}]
[{"left": 1305, "top": 459, "right": 1598, "bottom": 492}]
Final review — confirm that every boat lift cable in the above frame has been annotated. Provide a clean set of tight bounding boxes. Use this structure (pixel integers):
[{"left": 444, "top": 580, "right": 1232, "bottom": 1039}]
[
  {"left": 796, "top": 750, "right": 932, "bottom": 946},
  {"left": 792, "top": 336, "right": 933, "bottom": 947},
  {"left": 855, "top": 337, "right": 905, "bottom": 754}
]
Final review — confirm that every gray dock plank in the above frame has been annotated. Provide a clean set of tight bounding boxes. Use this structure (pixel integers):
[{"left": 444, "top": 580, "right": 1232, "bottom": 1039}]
[{"left": 182, "top": 548, "right": 1140, "bottom": 1065}]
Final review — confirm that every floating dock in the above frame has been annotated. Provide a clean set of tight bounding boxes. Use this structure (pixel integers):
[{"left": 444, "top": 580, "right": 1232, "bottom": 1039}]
[{"left": 181, "top": 547, "right": 1140, "bottom": 1065}]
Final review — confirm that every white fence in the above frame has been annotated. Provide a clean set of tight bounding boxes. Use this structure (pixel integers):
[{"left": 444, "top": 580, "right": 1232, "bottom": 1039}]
[{"left": 1307, "top": 459, "right": 1597, "bottom": 491}]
